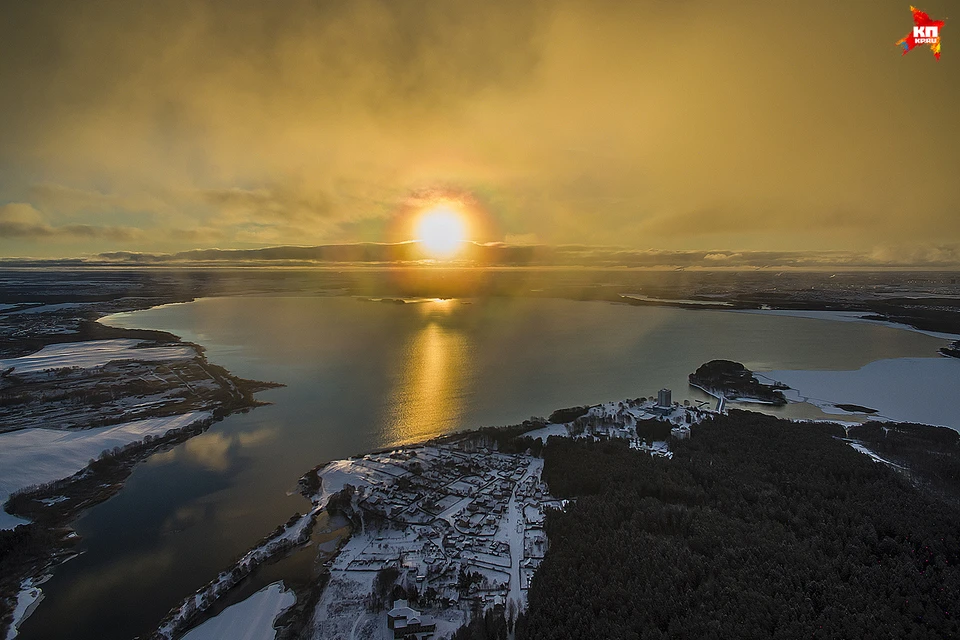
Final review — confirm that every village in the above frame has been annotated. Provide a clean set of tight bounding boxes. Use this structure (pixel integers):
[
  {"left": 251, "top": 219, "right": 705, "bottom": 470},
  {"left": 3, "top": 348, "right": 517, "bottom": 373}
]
[{"left": 305, "top": 391, "right": 710, "bottom": 639}]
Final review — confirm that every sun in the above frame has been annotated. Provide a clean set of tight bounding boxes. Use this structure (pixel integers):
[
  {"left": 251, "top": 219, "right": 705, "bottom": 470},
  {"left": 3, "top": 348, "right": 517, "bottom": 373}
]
[{"left": 415, "top": 206, "right": 467, "bottom": 257}]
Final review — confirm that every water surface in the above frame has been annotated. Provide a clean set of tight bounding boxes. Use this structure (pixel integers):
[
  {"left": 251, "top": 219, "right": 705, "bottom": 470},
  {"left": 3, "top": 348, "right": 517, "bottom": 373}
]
[{"left": 18, "top": 296, "right": 946, "bottom": 640}]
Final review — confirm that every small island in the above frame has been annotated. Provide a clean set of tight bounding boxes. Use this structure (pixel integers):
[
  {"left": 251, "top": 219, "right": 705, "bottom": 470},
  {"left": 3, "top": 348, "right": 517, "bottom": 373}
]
[
  {"left": 834, "top": 403, "right": 878, "bottom": 414},
  {"left": 689, "top": 359, "right": 787, "bottom": 406},
  {"left": 940, "top": 340, "right": 960, "bottom": 359}
]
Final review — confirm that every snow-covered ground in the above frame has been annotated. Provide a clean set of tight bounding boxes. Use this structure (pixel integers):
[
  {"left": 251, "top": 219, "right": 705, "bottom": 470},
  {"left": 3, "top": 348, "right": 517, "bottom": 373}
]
[
  {"left": 179, "top": 582, "right": 295, "bottom": 640},
  {"left": 735, "top": 309, "right": 960, "bottom": 340},
  {"left": 759, "top": 357, "right": 960, "bottom": 431},
  {"left": 522, "top": 423, "right": 570, "bottom": 442},
  {"left": 0, "top": 411, "right": 212, "bottom": 529},
  {"left": 620, "top": 294, "right": 733, "bottom": 307},
  {"left": 847, "top": 442, "right": 906, "bottom": 470},
  {"left": 316, "top": 458, "right": 403, "bottom": 508},
  {"left": 0, "top": 339, "right": 196, "bottom": 374},
  {"left": 155, "top": 507, "right": 320, "bottom": 640},
  {"left": 6, "top": 303, "right": 95, "bottom": 315},
  {"left": 306, "top": 445, "right": 553, "bottom": 639},
  {"left": 635, "top": 441, "right": 672, "bottom": 458},
  {"left": 4, "top": 578, "right": 45, "bottom": 640}
]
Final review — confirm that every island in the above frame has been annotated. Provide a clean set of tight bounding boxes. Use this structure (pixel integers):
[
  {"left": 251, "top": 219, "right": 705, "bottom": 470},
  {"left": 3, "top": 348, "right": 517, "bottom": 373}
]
[{"left": 688, "top": 359, "right": 787, "bottom": 405}]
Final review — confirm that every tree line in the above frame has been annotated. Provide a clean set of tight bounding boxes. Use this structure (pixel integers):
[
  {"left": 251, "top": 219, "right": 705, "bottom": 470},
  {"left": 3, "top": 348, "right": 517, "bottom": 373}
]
[{"left": 514, "top": 411, "right": 960, "bottom": 639}]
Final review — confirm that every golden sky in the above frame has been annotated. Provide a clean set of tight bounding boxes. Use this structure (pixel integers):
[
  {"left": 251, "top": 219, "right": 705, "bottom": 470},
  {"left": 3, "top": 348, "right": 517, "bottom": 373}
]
[{"left": 0, "top": 0, "right": 957, "bottom": 262}]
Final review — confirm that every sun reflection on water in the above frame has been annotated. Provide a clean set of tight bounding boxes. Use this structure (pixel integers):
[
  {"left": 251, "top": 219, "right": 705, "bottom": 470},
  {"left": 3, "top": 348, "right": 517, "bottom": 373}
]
[{"left": 384, "top": 301, "right": 471, "bottom": 446}]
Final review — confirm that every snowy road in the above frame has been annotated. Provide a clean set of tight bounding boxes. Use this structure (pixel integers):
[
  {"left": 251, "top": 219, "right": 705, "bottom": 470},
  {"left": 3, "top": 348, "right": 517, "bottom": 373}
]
[{"left": 504, "top": 458, "right": 542, "bottom": 609}]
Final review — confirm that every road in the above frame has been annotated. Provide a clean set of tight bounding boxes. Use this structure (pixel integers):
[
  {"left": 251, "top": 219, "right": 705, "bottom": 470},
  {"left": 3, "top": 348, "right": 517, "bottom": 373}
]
[{"left": 504, "top": 458, "right": 542, "bottom": 609}]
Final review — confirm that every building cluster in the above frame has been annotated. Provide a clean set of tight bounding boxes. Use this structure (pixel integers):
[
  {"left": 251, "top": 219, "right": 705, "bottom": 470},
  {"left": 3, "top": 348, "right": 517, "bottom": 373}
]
[
  {"left": 319, "top": 442, "right": 559, "bottom": 638},
  {"left": 316, "top": 389, "right": 711, "bottom": 638},
  {"left": 564, "top": 391, "right": 706, "bottom": 452}
]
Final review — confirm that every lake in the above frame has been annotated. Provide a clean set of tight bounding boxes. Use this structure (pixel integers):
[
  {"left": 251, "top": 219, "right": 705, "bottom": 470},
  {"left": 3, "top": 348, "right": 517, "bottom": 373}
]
[{"left": 17, "top": 295, "right": 950, "bottom": 640}]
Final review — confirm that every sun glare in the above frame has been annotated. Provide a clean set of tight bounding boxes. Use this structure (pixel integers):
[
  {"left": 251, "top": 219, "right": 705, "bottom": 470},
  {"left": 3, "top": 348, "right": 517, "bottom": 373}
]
[{"left": 415, "top": 206, "right": 467, "bottom": 257}]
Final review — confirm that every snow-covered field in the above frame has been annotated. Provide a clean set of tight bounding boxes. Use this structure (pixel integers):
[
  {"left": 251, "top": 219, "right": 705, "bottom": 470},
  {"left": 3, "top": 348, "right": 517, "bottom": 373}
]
[
  {"left": 736, "top": 309, "right": 960, "bottom": 340},
  {"left": 620, "top": 294, "right": 733, "bottom": 307},
  {"left": 522, "top": 423, "right": 570, "bottom": 442},
  {"left": 179, "top": 582, "right": 295, "bottom": 640},
  {"left": 760, "top": 357, "right": 960, "bottom": 431},
  {"left": 0, "top": 411, "right": 212, "bottom": 529},
  {"left": 316, "top": 458, "right": 403, "bottom": 508},
  {"left": 0, "top": 339, "right": 196, "bottom": 374}
]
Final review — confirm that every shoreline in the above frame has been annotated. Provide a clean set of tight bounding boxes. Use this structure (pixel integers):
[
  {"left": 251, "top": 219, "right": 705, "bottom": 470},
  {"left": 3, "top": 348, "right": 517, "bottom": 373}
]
[
  {"left": 0, "top": 296, "right": 283, "bottom": 639},
  {"left": 2, "top": 285, "right": 957, "bottom": 638}
]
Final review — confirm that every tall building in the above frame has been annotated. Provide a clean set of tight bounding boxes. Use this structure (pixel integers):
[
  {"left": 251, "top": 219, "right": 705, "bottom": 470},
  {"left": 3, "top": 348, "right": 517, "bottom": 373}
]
[{"left": 657, "top": 388, "right": 672, "bottom": 408}]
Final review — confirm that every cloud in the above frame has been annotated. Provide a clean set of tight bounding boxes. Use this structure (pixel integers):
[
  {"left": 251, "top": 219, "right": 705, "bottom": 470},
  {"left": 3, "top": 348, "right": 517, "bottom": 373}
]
[
  {"left": 505, "top": 233, "right": 540, "bottom": 245},
  {"left": 27, "top": 184, "right": 173, "bottom": 217},
  {"left": 0, "top": 1, "right": 957, "bottom": 256},
  {"left": 0, "top": 202, "right": 144, "bottom": 241},
  {"left": 196, "top": 186, "right": 336, "bottom": 230},
  {"left": 0, "top": 203, "right": 46, "bottom": 230},
  {"left": 703, "top": 252, "right": 743, "bottom": 261},
  {"left": 869, "top": 244, "right": 960, "bottom": 266}
]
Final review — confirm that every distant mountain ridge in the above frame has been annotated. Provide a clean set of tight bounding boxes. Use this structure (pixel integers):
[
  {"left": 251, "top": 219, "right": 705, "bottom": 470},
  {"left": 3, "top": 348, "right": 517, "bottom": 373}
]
[{"left": 83, "top": 244, "right": 947, "bottom": 269}]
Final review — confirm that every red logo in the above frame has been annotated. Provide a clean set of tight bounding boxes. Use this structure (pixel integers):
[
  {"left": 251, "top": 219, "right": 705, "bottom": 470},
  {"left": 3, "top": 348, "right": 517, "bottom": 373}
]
[{"left": 897, "top": 6, "right": 945, "bottom": 60}]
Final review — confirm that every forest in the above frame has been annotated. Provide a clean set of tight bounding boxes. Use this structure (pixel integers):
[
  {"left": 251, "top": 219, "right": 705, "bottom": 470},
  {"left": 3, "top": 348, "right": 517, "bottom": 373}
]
[
  {"left": 510, "top": 411, "right": 960, "bottom": 639},
  {"left": 847, "top": 421, "right": 960, "bottom": 503},
  {"left": 688, "top": 360, "right": 787, "bottom": 404}
]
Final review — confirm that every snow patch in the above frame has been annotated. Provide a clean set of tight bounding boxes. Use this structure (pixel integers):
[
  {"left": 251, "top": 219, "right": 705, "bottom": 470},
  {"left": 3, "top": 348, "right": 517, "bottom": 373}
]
[
  {"left": 522, "top": 423, "right": 570, "bottom": 442},
  {"left": 179, "top": 582, "right": 295, "bottom": 640},
  {"left": 621, "top": 294, "right": 733, "bottom": 307},
  {"left": 315, "top": 458, "right": 397, "bottom": 508},
  {"left": 0, "top": 412, "right": 212, "bottom": 529},
  {"left": 0, "top": 339, "right": 196, "bottom": 374},
  {"left": 735, "top": 309, "right": 960, "bottom": 339},
  {"left": 154, "top": 507, "right": 319, "bottom": 639},
  {"left": 4, "top": 578, "right": 44, "bottom": 640},
  {"left": 7, "top": 303, "right": 93, "bottom": 315},
  {"left": 847, "top": 442, "right": 907, "bottom": 470}
]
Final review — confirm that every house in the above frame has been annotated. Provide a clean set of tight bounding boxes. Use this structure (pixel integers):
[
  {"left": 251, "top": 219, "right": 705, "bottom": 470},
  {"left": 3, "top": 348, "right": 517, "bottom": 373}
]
[
  {"left": 387, "top": 600, "right": 437, "bottom": 639},
  {"left": 671, "top": 425, "right": 690, "bottom": 440}
]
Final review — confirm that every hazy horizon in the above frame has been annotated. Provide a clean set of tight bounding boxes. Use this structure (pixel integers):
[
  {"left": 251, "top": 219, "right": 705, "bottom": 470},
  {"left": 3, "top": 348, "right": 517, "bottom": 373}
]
[{"left": 5, "top": 242, "right": 960, "bottom": 270}]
